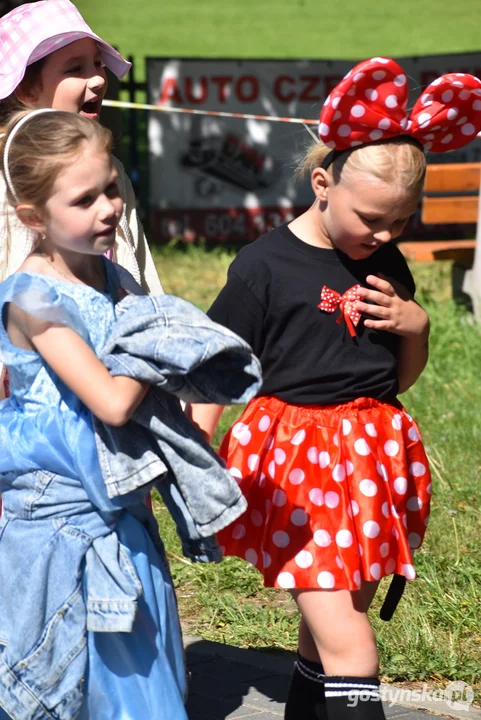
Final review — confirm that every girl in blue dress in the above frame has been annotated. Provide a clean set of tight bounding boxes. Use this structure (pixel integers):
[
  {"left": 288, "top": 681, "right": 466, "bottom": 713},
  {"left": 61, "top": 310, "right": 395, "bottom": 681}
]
[{"left": 0, "top": 109, "right": 188, "bottom": 719}]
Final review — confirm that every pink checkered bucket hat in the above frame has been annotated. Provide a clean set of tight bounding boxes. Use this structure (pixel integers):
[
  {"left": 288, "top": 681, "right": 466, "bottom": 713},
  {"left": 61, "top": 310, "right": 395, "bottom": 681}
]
[{"left": 0, "top": 0, "right": 131, "bottom": 100}]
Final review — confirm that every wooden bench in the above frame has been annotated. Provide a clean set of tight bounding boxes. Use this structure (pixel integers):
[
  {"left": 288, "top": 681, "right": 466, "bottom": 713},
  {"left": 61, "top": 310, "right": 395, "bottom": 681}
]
[{"left": 397, "top": 162, "right": 480, "bottom": 262}]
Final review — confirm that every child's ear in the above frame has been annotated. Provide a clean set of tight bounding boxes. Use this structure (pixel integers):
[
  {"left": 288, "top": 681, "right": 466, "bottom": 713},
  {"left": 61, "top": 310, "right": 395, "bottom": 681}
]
[
  {"left": 14, "top": 85, "right": 40, "bottom": 106},
  {"left": 16, "top": 204, "right": 45, "bottom": 234},
  {"left": 311, "top": 167, "right": 330, "bottom": 203}
]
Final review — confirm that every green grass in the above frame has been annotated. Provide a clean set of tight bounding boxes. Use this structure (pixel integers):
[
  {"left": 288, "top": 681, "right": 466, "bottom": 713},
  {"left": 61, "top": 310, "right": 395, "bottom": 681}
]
[
  {"left": 152, "top": 246, "right": 481, "bottom": 697},
  {"left": 78, "top": 0, "right": 481, "bottom": 74}
]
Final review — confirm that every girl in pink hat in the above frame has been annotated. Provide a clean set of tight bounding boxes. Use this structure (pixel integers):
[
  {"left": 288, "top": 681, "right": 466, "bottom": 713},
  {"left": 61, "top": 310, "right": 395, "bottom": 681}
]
[{"left": 0, "top": 0, "right": 163, "bottom": 400}]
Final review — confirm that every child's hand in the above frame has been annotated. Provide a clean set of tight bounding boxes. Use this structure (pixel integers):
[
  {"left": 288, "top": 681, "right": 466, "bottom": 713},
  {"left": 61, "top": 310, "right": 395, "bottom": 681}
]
[{"left": 356, "top": 274, "right": 429, "bottom": 337}]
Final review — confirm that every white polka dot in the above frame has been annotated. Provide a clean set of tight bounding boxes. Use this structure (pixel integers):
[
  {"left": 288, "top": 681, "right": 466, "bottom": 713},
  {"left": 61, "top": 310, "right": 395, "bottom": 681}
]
[
  {"left": 353, "top": 570, "right": 361, "bottom": 587},
  {"left": 408, "top": 426, "right": 420, "bottom": 442},
  {"left": 373, "top": 70, "right": 386, "bottom": 80},
  {"left": 333, "top": 433, "right": 339, "bottom": 447},
  {"left": 274, "top": 448, "right": 286, "bottom": 465},
  {"left": 365, "top": 88, "right": 378, "bottom": 101},
  {"left": 332, "top": 464, "right": 346, "bottom": 482},
  {"left": 319, "top": 451, "right": 330, "bottom": 469},
  {"left": 393, "top": 478, "right": 407, "bottom": 496},
  {"left": 380, "top": 542, "right": 390, "bottom": 558},
  {"left": 324, "top": 95, "right": 331, "bottom": 106},
  {"left": 424, "top": 142, "right": 433, "bottom": 151},
  {"left": 402, "top": 514, "right": 408, "bottom": 529},
  {"left": 385, "top": 559, "right": 396, "bottom": 574},
  {"left": 268, "top": 461, "right": 276, "bottom": 479},
  {"left": 353, "top": 72, "right": 365, "bottom": 82},
  {"left": 273, "top": 489, "right": 287, "bottom": 507},
  {"left": 424, "top": 515, "right": 430, "bottom": 527},
  {"left": 377, "top": 462, "right": 388, "bottom": 482},
  {"left": 319, "top": 122, "right": 330, "bottom": 136},
  {"left": 291, "top": 509, "right": 309, "bottom": 526},
  {"left": 273, "top": 531, "right": 290, "bottom": 548},
  {"left": 384, "top": 440, "right": 400, "bottom": 457},
  {"left": 345, "top": 460, "right": 354, "bottom": 476},
  {"left": 427, "top": 483, "right": 432, "bottom": 495},
  {"left": 248, "top": 454, "right": 260, "bottom": 471},
  {"left": 370, "top": 563, "right": 381, "bottom": 580},
  {"left": 421, "top": 93, "right": 433, "bottom": 105},
  {"left": 336, "top": 555, "right": 344, "bottom": 569},
  {"left": 277, "top": 571, "right": 296, "bottom": 588},
  {"left": 332, "top": 96, "right": 341, "bottom": 109},
  {"left": 473, "top": 100, "right": 481, "bottom": 111},
  {"left": 351, "top": 104, "right": 365, "bottom": 118},
  {"left": 291, "top": 429, "right": 306, "bottom": 446},
  {"left": 447, "top": 108, "right": 459, "bottom": 120},
  {"left": 258, "top": 415, "right": 271, "bottom": 432},
  {"left": 410, "top": 462, "right": 426, "bottom": 477},
  {"left": 351, "top": 500, "right": 360, "bottom": 516},
  {"left": 245, "top": 549, "right": 258, "bottom": 565},
  {"left": 325, "top": 491, "right": 340, "bottom": 508},
  {"left": 442, "top": 89, "right": 454, "bottom": 102},
  {"left": 452, "top": 80, "right": 464, "bottom": 87},
  {"left": 391, "top": 505, "right": 400, "bottom": 519},
  {"left": 402, "top": 563, "right": 416, "bottom": 580},
  {"left": 307, "top": 447, "right": 319, "bottom": 464},
  {"left": 400, "top": 117, "right": 409, "bottom": 129},
  {"left": 354, "top": 438, "right": 371, "bottom": 456},
  {"left": 408, "top": 533, "right": 422, "bottom": 549},
  {"left": 457, "top": 116, "right": 468, "bottom": 125},
  {"left": 363, "top": 521, "right": 380, "bottom": 539},
  {"left": 232, "top": 422, "right": 252, "bottom": 446},
  {"left": 251, "top": 510, "right": 263, "bottom": 527},
  {"left": 342, "top": 419, "right": 352, "bottom": 435},
  {"left": 336, "top": 529, "right": 353, "bottom": 548},
  {"left": 229, "top": 467, "right": 242, "bottom": 480},
  {"left": 382, "top": 502, "right": 390, "bottom": 518},
  {"left": 378, "top": 118, "right": 391, "bottom": 130},
  {"left": 392, "top": 414, "right": 403, "bottom": 430},
  {"left": 289, "top": 468, "right": 305, "bottom": 485},
  {"left": 461, "top": 122, "right": 476, "bottom": 135},
  {"left": 318, "top": 571, "right": 336, "bottom": 589},
  {"left": 295, "top": 550, "right": 313, "bottom": 569},
  {"left": 359, "top": 479, "right": 378, "bottom": 497},
  {"left": 358, "top": 543, "right": 363, "bottom": 557},
  {"left": 369, "top": 129, "right": 383, "bottom": 141},
  {"left": 385, "top": 94, "right": 398, "bottom": 108},
  {"left": 394, "top": 74, "right": 407, "bottom": 87},
  {"left": 326, "top": 140, "right": 336, "bottom": 149},
  {"left": 424, "top": 133, "right": 435, "bottom": 140},
  {"left": 338, "top": 124, "right": 351, "bottom": 137},
  {"left": 417, "top": 112, "right": 432, "bottom": 128},
  {"left": 459, "top": 89, "right": 470, "bottom": 100},
  {"left": 314, "top": 529, "right": 331, "bottom": 547},
  {"left": 258, "top": 473, "right": 266, "bottom": 488},
  {"left": 441, "top": 133, "right": 453, "bottom": 144},
  {"left": 365, "top": 423, "right": 377, "bottom": 437},
  {"left": 407, "top": 496, "right": 423, "bottom": 511},
  {"left": 262, "top": 551, "right": 272, "bottom": 568},
  {"left": 431, "top": 77, "right": 444, "bottom": 86},
  {"left": 309, "top": 488, "right": 324, "bottom": 506},
  {"left": 351, "top": 140, "right": 363, "bottom": 147},
  {"left": 232, "top": 524, "right": 246, "bottom": 540}
]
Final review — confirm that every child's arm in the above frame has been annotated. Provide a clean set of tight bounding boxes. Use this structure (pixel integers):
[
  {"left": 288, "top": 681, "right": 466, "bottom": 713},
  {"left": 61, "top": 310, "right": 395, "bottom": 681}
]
[
  {"left": 186, "top": 403, "right": 225, "bottom": 444},
  {"left": 355, "top": 274, "right": 430, "bottom": 394},
  {"left": 11, "top": 304, "right": 148, "bottom": 426}
]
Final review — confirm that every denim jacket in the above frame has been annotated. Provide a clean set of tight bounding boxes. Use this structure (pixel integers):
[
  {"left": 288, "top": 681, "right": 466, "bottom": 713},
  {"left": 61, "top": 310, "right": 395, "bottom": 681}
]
[{"left": 94, "top": 293, "right": 262, "bottom": 557}]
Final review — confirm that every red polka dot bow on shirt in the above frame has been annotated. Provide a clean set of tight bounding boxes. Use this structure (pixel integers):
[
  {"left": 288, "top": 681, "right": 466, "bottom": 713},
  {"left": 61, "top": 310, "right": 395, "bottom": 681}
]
[
  {"left": 318, "top": 284, "right": 362, "bottom": 337},
  {"left": 319, "top": 57, "right": 481, "bottom": 152}
]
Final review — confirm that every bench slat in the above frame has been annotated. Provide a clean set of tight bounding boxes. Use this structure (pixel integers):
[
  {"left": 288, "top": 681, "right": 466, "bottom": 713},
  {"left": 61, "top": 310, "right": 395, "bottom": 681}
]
[
  {"left": 422, "top": 196, "right": 478, "bottom": 224},
  {"left": 398, "top": 239, "right": 476, "bottom": 262},
  {"left": 424, "top": 163, "right": 481, "bottom": 193}
]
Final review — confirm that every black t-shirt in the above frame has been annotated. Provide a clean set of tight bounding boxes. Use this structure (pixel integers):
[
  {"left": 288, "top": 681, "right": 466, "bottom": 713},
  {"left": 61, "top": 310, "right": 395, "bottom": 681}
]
[{"left": 208, "top": 223, "right": 416, "bottom": 406}]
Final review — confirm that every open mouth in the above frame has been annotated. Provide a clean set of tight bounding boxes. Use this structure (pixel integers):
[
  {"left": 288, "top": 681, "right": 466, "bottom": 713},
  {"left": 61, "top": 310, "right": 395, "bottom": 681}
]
[{"left": 80, "top": 99, "right": 101, "bottom": 119}]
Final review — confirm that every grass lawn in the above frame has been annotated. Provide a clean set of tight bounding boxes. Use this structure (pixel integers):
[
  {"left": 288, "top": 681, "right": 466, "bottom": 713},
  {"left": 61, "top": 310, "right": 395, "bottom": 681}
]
[
  {"left": 151, "top": 245, "right": 481, "bottom": 698},
  {"left": 78, "top": 0, "right": 481, "bottom": 69}
]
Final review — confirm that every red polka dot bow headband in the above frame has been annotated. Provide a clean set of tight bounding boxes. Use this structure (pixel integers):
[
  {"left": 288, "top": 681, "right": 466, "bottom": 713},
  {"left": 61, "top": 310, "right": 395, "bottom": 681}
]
[{"left": 319, "top": 57, "right": 481, "bottom": 154}]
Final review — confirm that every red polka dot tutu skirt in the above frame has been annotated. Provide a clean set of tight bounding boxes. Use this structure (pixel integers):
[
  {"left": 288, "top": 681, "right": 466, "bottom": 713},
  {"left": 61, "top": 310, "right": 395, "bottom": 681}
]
[{"left": 217, "top": 396, "right": 431, "bottom": 591}]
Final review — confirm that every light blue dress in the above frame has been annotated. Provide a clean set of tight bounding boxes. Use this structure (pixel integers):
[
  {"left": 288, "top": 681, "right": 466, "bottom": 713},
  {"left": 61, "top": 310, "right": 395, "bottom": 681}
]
[{"left": 0, "top": 263, "right": 188, "bottom": 719}]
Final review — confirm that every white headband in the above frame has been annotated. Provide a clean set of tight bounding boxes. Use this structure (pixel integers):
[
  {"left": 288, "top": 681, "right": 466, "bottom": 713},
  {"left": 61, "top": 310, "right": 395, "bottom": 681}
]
[{"left": 3, "top": 108, "right": 57, "bottom": 205}]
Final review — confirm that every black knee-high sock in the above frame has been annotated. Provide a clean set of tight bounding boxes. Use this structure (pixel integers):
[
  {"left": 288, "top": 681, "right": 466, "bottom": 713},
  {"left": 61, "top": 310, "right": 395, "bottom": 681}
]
[
  {"left": 284, "top": 653, "right": 328, "bottom": 720},
  {"left": 324, "top": 675, "right": 386, "bottom": 718}
]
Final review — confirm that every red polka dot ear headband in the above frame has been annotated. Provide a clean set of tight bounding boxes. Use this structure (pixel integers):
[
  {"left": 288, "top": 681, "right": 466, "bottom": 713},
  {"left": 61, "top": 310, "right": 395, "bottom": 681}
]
[{"left": 318, "top": 57, "right": 481, "bottom": 166}]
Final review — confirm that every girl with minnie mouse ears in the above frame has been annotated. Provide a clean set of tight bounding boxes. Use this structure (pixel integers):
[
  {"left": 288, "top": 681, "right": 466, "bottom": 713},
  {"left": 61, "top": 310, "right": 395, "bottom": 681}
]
[{"left": 189, "top": 57, "right": 481, "bottom": 720}]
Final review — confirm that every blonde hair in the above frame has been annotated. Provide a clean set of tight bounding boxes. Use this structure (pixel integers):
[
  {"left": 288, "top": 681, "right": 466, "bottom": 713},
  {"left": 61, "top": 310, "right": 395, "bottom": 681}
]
[
  {"left": 298, "top": 136, "right": 426, "bottom": 197},
  {"left": 0, "top": 110, "right": 112, "bottom": 208}
]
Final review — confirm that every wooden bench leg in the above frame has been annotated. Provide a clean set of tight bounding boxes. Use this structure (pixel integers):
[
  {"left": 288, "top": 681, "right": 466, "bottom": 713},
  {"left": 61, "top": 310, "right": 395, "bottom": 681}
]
[{"left": 452, "top": 261, "right": 474, "bottom": 309}]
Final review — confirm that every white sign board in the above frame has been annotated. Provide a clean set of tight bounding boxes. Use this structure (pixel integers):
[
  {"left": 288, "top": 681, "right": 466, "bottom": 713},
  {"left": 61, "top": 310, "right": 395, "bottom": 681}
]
[{"left": 147, "top": 55, "right": 481, "bottom": 242}]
